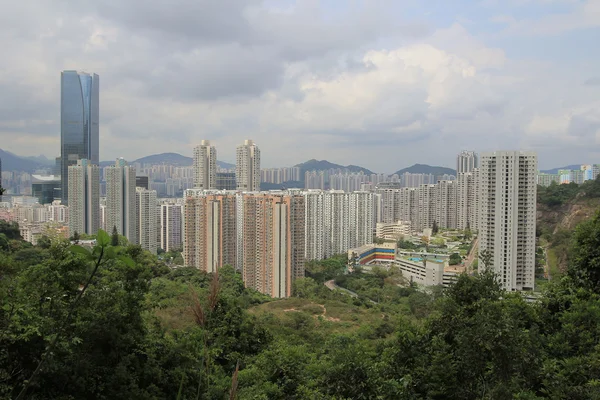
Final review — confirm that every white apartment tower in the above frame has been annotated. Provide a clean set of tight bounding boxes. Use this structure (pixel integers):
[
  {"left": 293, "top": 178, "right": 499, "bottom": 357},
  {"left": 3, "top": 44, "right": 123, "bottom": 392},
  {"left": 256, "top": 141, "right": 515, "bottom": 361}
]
[
  {"left": 136, "top": 187, "right": 158, "bottom": 254},
  {"left": 456, "top": 151, "right": 479, "bottom": 231},
  {"left": 193, "top": 140, "right": 217, "bottom": 190},
  {"left": 478, "top": 151, "right": 537, "bottom": 291},
  {"left": 236, "top": 140, "right": 260, "bottom": 191},
  {"left": 160, "top": 203, "right": 183, "bottom": 252},
  {"left": 457, "top": 150, "right": 478, "bottom": 174},
  {"left": 303, "top": 190, "right": 375, "bottom": 261},
  {"left": 105, "top": 158, "right": 137, "bottom": 243},
  {"left": 68, "top": 159, "right": 99, "bottom": 236},
  {"left": 435, "top": 180, "right": 457, "bottom": 229},
  {"left": 457, "top": 170, "right": 479, "bottom": 231}
]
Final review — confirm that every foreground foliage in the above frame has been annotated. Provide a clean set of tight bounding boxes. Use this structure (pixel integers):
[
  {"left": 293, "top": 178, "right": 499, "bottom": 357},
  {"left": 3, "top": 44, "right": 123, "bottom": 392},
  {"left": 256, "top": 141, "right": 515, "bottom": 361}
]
[{"left": 2, "top": 213, "right": 600, "bottom": 398}]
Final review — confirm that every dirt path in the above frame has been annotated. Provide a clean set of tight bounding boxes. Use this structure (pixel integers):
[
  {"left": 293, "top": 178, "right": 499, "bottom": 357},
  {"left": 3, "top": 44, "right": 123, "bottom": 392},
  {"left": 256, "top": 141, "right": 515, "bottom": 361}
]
[{"left": 283, "top": 302, "right": 340, "bottom": 322}]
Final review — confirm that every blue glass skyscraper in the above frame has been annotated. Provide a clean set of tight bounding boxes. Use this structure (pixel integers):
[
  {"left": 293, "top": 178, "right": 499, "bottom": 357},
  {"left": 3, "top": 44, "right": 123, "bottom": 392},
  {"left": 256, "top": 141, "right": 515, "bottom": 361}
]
[{"left": 60, "top": 70, "right": 99, "bottom": 205}]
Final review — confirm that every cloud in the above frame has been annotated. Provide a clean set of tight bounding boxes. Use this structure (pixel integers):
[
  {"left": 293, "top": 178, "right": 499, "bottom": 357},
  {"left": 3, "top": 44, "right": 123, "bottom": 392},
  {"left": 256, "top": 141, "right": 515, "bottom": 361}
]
[
  {"left": 0, "top": 0, "right": 598, "bottom": 172},
  {"left": 496, "top": 0, "right": 600, "bottom": 35},
  {"left": 584, "top": 77, "right": 600, "bottom": 86}
]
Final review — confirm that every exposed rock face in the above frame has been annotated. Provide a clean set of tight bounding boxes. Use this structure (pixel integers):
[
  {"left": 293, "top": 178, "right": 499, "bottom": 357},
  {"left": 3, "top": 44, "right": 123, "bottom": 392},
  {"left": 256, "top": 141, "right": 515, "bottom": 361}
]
[{"left": 537, "top": 196, "right": 600, "bottom": 272}]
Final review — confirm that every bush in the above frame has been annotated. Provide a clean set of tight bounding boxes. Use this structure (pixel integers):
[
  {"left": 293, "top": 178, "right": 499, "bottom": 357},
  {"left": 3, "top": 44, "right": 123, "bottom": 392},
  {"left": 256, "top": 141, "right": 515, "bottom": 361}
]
[{"left": 449, "top": 253, "right": 462, "bottom": 265}]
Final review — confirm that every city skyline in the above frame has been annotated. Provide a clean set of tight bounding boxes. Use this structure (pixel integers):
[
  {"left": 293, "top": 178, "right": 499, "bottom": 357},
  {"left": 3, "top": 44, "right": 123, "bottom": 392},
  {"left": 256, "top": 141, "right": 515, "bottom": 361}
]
[{"left": 1, "top": 1, "right": 599, "bottom": 171}]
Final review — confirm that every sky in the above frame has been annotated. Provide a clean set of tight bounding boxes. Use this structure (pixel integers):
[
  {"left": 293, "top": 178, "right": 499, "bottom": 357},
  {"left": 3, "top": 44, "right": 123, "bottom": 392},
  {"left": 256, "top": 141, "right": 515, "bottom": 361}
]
[{"left": 0, "top": 0, "right": 599, "bottom": 172}]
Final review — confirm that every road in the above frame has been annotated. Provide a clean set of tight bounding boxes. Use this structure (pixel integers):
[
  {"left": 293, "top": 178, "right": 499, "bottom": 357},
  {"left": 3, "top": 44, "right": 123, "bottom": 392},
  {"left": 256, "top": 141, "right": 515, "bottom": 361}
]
[
  {"left": 464, "top": 237, "right": 478, "bottom": 273},
  {"left": 324, "top": 280, "right": 378, "bottom": 304},
  {"left": 325, "top": 279, "right": 358, "bottom": 298}
]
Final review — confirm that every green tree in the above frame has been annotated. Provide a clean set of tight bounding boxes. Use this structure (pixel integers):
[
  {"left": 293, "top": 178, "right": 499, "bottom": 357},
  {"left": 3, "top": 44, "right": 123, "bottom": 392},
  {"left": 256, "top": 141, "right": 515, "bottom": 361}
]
[
  {"left": 0, "top": 220, "right": 21, "bottom": 240},
  {"left": 111, "top": 225, "right": 119, "bottom": 246},
  {"left": 449, "top": 252, "right": 462, "bottom": 265},
  {"left": 293, "top": 277, "right": 319, "bottom": 298},
  {"left": 479, "top": 248, "right": 493, "bottom": 270},
  {"left": 567, "top": 210, "right": 600, "bottom": 292},
  {"left": 432, "top": 220, "right": 439, "bottom": 235}
]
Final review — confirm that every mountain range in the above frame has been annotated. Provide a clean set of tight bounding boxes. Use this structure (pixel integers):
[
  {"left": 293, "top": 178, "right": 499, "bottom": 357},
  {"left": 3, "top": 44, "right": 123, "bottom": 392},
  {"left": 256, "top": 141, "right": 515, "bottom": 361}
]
[
  {"left": 101, "top": 153, "right": 235, "bottom": 170},
  {"left": 294, "top": 159, "right": 374, "bottom": 175},
  {"left": 0, "top": 149, "right": 54, "bottom": 173},
  {"left": 394, "top": 164, "right": 456, "bottom": 176},
  {"left": 0, "top": 148, "right": 583, "bottom": 178},
  {"left": 0, "top": 149, "right": 235, "bottom": 172}
]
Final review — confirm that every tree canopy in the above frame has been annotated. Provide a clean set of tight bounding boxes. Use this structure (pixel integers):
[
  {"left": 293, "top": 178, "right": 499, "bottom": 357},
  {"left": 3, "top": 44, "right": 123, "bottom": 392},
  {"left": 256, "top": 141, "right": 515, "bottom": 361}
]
[{"left": 2, "top": 211, "right": 600, "bottom": 398}]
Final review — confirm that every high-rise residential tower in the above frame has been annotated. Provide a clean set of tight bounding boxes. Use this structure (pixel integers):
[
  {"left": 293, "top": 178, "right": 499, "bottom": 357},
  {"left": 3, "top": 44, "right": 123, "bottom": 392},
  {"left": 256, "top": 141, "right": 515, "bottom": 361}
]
[
  {"left": 105, "top": 158, "right": 137, "bottom": 243},
  {"left": 68, "top": 159, "right": 99, "bottom": 236},
  {"left": 193, "top": 140, "right": 217, "bottom": 190},
  {"left": 60, "top": 71, "right": 99, "bottom": 205},
  {"left": 183, "top": 190, "right": 238, "bottom": 272},
  {"left": 236, "top": 140, "right": 260, "bottom": 191},
  {"left": 478, "top": 151, "right": 537, "bottom": 291},
  {"left": 240, "top": 192, "right": 305, "bottom": 298},
  {"left": 160, "top": 203, "right": 183, "bottom": 253},
  {"left": 456, "top": 171, "right": 478, "bottom": 230},
  {"left": 136, "top": 187, "right": 158, "bottom": 254},
  {"left": 456, "top": 150, "right": 478, "bottom": 175}
]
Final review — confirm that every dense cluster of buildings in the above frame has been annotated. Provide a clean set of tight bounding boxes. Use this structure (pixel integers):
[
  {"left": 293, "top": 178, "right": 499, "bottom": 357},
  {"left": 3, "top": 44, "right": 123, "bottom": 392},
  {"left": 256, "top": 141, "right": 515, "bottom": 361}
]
[
  {"left": 371, "top": 150, "right": 538, "bottom": 292},
  {"left": 261, "top": 167, "right": 302, "bottom": 184},
  {"left": 303, "top": 170, "right": 454, "bottom": 191},
  {"left": 0, "top": 70, "right": 546, "bottom": 296},
  {"left": 536, "top": 165, "right": 600, "bottom": 186}
]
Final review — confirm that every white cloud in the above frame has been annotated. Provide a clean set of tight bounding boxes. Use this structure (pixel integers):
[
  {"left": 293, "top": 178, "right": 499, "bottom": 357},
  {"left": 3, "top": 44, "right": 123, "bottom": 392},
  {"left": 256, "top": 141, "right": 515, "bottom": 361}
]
[{"left": 0, "top": 1, "right": 599, "bottom": 171}]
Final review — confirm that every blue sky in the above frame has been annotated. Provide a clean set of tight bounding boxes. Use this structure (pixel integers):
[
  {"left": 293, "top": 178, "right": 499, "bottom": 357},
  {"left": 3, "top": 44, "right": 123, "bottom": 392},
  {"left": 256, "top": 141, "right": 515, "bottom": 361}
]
[{"left": 0, "top": 0, "right": 599, "bottom": 172}]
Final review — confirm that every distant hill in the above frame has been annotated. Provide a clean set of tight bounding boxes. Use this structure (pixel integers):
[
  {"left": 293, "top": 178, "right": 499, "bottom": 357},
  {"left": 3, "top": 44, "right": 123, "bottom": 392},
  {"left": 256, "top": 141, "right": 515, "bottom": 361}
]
[
  {"left": 0, "top": 149, "right": 53, "bottom": 172},
  {"left": 133, "top": 152, "right": 192, "bottom": 166},
  {"left": 394, "top": 164, "right": 456, "bottom": 176},
  {"left": 22, "top": 154, "right": 54, "bottom": 166},
  {"left": 102, "top": 153, "right": 235, "bottom": 170},
  {"left": 540, "top": 165, "right": 581, "bottom": 174},
  {"left": 295, "top": 159, "right": 374, "bottom": 175}
]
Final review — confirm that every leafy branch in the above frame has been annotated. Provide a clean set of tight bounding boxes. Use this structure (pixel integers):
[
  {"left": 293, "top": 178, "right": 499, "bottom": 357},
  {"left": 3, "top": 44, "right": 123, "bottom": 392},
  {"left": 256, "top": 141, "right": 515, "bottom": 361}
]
[{"left": 15, "top": 229, "right": 131, "bottom": 400}]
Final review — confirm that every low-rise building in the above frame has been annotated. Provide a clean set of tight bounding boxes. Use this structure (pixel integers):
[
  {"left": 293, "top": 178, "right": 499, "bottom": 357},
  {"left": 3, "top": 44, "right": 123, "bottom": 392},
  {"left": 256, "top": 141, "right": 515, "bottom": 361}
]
[
  {"left": 348, "top": 242, "right": 397, "bottom": 265},
  {"left": 376, "top": 221, "right": 411, "bottom": 240}
]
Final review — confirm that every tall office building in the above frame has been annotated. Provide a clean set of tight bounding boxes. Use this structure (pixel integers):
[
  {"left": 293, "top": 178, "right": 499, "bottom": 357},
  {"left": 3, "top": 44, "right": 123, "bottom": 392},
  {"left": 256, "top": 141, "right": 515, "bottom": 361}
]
[
  {"left": 240, "top": 193, "right": 305, "bottom": 298},
  {"left": 105, "top": 159, "right": 137, "bottom": 243},
  {"left": 60, "top": 71, "right": 99, "bottom": 205},
  {"left": 456, "top": 150, "right": 478, "bottom": 174},
  {"left": 183, "top": 190, "right": 238, "bottom": 272},
  {"left": 193, "top": 140, "right": 217, "bottom": 190},
  {"left": 236, "top": 140, "right": 260, "bottom": 191},
  {"left": 478, "top": 151, "right": 537, "bottom": 291},
  {"left": 68, "top": 159, "right": 99, "bottom": 236},
  {"left": 136, "top": 187, "right": 158, "bottom": 254},
  {"left": 160, "top": 203, "right": 183, "bottom": 252}
]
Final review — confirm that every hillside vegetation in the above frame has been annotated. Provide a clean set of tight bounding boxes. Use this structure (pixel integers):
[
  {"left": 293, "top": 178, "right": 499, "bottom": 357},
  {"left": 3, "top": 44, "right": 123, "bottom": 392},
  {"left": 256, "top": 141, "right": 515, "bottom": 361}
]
[
  {"left": 537, "top": 178, "right": 600, "bottom": 273},
  {"left": 3, "top": 212, "right": 600, "bottom": 398}
]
